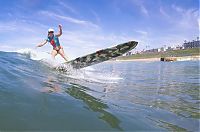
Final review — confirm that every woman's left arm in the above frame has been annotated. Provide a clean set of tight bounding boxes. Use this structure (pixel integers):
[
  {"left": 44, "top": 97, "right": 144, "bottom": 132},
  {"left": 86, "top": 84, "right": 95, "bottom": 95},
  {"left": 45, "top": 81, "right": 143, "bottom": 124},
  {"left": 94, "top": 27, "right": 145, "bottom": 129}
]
[{"left": 56, "top": 24, "right": 62, "bottom": 37}]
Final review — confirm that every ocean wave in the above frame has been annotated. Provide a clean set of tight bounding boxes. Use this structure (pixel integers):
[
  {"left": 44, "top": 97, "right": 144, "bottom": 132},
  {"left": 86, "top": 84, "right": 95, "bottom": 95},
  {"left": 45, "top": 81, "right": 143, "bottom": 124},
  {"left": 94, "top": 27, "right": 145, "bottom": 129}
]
[{"left": 0, "top": 50, "right": 122, "bottom": 84}]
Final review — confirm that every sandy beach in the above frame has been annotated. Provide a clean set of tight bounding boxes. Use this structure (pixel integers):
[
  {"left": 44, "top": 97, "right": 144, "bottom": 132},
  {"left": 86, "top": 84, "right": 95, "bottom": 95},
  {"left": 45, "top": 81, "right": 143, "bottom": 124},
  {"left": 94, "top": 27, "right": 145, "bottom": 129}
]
[
  {"left": 115, "top": 58, "right": 160, "bottom": 62},
  {"left": 115, "top": 55, "right": 200, "bottom": 62}
]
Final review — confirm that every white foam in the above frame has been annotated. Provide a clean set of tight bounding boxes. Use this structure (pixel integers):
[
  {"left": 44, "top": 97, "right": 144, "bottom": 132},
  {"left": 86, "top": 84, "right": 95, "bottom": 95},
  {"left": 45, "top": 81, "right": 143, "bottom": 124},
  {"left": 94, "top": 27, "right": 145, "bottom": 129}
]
[
  {"left": 16, "top": 48, "right": 50, "bottom": 60},
  {"left": 62, "top": 67, "right": 123, "bottom": 84},
  {"left": 82, "top": 66, "right": 95, "bottom": 71},
  {"left": 16, "top": 48, "right": 123, "bottom": 84}
]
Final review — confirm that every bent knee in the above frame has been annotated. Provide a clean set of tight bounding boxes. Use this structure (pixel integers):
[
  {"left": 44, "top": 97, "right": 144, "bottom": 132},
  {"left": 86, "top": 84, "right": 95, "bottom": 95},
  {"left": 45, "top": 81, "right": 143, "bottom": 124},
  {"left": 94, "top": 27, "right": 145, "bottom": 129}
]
[{"left": 60, "top": 53, "right": 65, "bottom": 57}]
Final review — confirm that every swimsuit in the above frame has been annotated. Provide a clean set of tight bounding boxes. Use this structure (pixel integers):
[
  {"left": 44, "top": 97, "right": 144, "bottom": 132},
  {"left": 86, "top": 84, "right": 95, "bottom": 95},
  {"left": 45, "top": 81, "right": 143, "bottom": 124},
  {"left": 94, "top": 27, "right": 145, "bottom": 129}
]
[{"left": 47, "top": 35, "right": 61, "bottom": 51}]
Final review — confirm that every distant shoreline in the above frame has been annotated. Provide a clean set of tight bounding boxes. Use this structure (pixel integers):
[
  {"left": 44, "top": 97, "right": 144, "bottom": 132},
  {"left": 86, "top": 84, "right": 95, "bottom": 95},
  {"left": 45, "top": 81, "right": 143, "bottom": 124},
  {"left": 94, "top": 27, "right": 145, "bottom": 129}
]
[
  {"left": 116, "top": 58, "right": 160, "bottom": 62},
  {"left": 116, "top": 48, "right": 200, "bottom": 62},
  {"left": 115, "top": 55, "right": 200, "bottom": 62}
]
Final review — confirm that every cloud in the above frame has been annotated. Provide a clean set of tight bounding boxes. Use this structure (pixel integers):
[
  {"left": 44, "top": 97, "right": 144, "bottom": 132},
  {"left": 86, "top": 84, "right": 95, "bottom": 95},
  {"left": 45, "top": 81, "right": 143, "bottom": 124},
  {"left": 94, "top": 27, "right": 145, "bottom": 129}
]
[
  {"left": 171, "top": 4, "right": 184, "bottom": 13},
  {"left": 0, "top": 19, "right": 49, "bottom": 52},
  {"left": 140, "top": 5, "right": 149, "bottom": 16},
  {"left": 159, "top": 5, "right": 198, "bottom": 31},
  {"left": 198, "top": 18, "right": 200, "bottom": 31},
  {"left": 0, "top": 45, "right": 15, "bottom": 52},
  {"left": 57, "top": 1, "right": 78, "bottom": 14},
  {"left": 0, "top": 19, "right": 48, "bottom": 34},
  {"left": 90, "top": 10, "right": 101, "bottom": 24},
  {"left": 130, "top": 0, "right": 149, "bottom": 16},
  {"left": 135, "top": 30, "right": 148, "bottom": 36},
  {"left": 0, "top": 21, "right": 17, "bottom": 32},
  {"left": 159, "top": 7, "right": 170, "bottom": 19},
  {"left": 38, "top": 11, "right": 100, "bottom": 29},
  {"left": 179, "top": 8, "right": 198, "bottom": 29}
]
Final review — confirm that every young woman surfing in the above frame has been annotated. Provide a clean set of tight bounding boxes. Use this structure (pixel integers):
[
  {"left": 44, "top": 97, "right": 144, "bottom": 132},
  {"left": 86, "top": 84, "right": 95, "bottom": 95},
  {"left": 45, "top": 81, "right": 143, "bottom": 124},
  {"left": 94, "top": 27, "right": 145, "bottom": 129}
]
[{"left": 37, "top": 24, "right": 68, "bottom": 61}]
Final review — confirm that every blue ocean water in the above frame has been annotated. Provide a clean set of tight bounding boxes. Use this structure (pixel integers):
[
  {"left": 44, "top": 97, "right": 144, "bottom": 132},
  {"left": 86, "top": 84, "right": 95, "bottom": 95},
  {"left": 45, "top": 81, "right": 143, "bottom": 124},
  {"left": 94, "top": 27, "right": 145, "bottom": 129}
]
[{"left": 0, "top": 50, "right": 199, "bottom": 131}]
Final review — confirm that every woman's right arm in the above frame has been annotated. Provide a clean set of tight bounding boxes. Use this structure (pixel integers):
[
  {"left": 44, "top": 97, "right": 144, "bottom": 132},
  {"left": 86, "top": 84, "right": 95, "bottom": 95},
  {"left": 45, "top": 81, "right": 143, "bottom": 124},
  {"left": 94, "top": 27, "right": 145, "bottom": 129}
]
[{"left": 37, "top": 40, "right": 48, "bottom": 47}]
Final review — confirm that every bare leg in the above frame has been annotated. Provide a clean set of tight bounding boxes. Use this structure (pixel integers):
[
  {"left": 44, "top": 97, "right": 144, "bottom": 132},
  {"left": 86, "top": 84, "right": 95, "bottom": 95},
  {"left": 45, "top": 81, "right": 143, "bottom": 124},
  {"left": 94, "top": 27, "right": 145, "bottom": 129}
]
[
  {"left": 51, "top": 50, "right": 58, "bottom": 60},
  {"left": 58, "top": 47, "right": 68, "bottom": 61}
]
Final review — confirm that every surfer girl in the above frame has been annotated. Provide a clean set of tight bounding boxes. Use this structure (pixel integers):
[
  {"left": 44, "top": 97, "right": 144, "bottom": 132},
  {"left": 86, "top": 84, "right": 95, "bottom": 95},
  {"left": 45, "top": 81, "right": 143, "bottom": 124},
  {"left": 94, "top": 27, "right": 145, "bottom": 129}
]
[{"left": 36, "top": 24, "right": 68, "bottom": 61}]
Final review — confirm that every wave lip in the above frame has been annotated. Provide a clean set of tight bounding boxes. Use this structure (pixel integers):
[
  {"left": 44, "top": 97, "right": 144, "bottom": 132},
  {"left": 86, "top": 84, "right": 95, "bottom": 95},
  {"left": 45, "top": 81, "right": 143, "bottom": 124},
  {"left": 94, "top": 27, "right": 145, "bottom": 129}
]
[{"left": 16, "top": 48, "right": 50, "bottom": 60}]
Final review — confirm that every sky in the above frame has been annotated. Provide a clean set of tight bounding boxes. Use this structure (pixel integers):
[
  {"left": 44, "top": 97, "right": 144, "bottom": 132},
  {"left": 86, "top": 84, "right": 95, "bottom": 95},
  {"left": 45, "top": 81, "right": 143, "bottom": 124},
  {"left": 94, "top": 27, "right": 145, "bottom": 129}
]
[{"left": 0, "top": 0, "right": 199, "bottom": 58}]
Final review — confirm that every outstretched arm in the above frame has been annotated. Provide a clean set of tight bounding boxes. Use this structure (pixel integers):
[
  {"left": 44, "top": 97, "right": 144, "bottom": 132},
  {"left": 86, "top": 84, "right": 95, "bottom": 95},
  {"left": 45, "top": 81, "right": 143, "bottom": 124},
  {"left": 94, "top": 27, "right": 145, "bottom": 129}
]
[
  {"left": 37, "top": 40, "right": 48, "bottom": 47},
  {"left": 56, "top": 24, "right": 62, "bottom": 37}
]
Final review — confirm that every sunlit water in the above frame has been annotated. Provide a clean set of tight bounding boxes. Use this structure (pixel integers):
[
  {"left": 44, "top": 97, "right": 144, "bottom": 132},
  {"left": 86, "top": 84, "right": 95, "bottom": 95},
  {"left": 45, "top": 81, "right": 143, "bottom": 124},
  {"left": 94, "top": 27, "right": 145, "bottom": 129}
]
[{"left": 0, "top": 51, "right": 199, "bottom": 131}]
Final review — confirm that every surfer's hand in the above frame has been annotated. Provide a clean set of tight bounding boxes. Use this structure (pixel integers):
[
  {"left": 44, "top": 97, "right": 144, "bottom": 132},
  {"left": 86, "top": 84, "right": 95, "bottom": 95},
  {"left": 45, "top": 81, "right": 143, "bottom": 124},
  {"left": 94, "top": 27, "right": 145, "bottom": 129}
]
[
  {"left": 59, "top": 24, "right": 62, "bottom": 29},
  {"left": 36, "top": 43, "right": 42, "bottom": 48}
]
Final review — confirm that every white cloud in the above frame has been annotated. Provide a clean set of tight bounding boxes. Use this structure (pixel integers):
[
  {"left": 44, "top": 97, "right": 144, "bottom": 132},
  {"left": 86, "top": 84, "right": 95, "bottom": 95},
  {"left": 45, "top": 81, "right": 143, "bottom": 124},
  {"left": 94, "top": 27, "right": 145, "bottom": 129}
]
[
  {"left": 90, "top": 10, "right": 101, "bottom": 24},
  {"left": 179, "top": 8, "right": 198, "bottom": 29},
  {"left": 172, "top": 4, "right": 184, "bottom": 13},
  {"left": 135, "top": 30, "right": 148, "bottom": 36},
  {"left": 0, "top": 21, "right": 17, "bottom": 32},
  {"left": 38, "top": 11, "right": 100, "bottom": 29},
  {"left": 198, "top": 18, "right": 200, "bottom": 32},
  {"left": 157, "top": 4, "right": 198, "bottom": 39},
  {"left": 57, "top": 1, "right": 78, "bottom": 14},
  {"left": 159, "top": 7, "right": 170, "bottom": 19},
  {"left": 0, "top": 19, "right": 48, "bottom": 52},
  {"left": 0, "top": 45, "right": 15, "bottom": 52},
  {"left": 140, "top": 5, "right": 149, "bottom": 16},
  {"left": 0, "top": 19, "right": 48, "bottom": 34},
  {"left": 130, "top": 0, "right": 149, "bottom": 16},
  {"left": 158, "top": 5, "right": 198, "bottom": 35}
]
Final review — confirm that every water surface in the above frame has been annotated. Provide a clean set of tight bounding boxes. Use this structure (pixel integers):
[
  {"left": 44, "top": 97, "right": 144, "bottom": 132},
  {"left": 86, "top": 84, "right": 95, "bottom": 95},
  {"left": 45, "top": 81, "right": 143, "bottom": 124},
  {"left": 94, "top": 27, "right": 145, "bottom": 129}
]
[{"left": 0, "top": 51, "right": 199, "bottom": 131}]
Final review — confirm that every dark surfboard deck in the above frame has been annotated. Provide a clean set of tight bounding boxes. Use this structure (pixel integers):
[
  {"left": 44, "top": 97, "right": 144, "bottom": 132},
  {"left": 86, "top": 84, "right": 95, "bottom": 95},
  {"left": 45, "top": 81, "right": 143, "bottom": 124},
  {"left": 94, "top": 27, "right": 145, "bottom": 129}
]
[{"left": 57, "top": 41, "right": 138, "bottom": 70}]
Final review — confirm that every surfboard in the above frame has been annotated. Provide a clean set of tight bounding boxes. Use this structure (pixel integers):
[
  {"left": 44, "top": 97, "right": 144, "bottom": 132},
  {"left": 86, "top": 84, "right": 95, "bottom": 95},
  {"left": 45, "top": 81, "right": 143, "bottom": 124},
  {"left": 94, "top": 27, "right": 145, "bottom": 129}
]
[{"left": 57, "top": 41, "right": 138, "bottom": 70}]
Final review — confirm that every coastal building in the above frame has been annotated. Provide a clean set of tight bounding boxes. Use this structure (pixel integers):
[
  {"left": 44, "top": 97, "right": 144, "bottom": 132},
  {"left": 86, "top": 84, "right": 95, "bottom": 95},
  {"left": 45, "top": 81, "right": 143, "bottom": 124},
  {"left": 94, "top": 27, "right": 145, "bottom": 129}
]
[
  {"left": 126, "top": 51, "right": 132, "bottom": 56},
  {"left": 173, "top": 45, "right": 184, "bottom": 50},
  {"left": 134, "top": 37, "right": 199, "bottom": 55},
  {"left": 159, "top": 47, "right": 167, "bottom": 52},
  {"left": 144, "top": 48, "right": 159, "bottom": 53},
  {"left": 166, "top": 46, "right": 173, "bottom": 51},
  {"left": 183, "top": 40, "right": 200, "bottom": 49}
]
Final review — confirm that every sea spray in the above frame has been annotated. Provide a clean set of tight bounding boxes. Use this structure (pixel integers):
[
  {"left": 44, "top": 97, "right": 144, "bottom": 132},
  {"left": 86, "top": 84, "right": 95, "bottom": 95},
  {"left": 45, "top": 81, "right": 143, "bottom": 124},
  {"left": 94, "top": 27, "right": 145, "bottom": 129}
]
[
  {"left": 15, "top": 48, "right": 122, "bottom": 84},
  {"left": 16, "top": 48, "right": 50, "bottom": 60}
]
